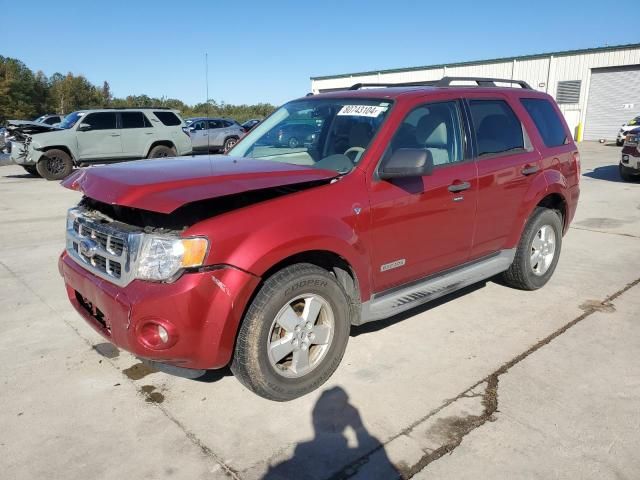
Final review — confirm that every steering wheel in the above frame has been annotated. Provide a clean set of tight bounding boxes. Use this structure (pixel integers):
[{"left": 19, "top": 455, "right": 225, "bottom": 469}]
[{"left": 344, "top": 146, "right": 366, "bottom": 163}]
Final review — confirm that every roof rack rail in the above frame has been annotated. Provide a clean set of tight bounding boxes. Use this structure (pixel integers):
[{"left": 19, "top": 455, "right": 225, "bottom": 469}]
[
  {"left": 349, "top": 81, "right": 437, "bottom": 90},
  {"left": 436, "top": 76, "right": 532, "bottom": 89},
  {"left": 99, "top": 106, "right": 174, "bottom": 110}
]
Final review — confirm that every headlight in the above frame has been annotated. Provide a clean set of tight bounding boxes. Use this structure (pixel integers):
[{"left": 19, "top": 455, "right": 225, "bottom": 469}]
[{"left": 136, "top": 235, "right": 208, "bottom": 281}]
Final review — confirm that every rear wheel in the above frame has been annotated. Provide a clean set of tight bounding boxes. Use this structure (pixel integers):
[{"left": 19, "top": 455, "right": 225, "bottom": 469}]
[
  {"left": 36, "top": 149, "right": 73, "bottom": 180},
  {"left": 500, "top": 207, "right": 563, "bottom": 290},
  {"left": 147, "top": 145, "right": 176, "bottom": 158},
  {"left": 22, "top": 165, "right": 40, "bottom": 177},
  {"left": 223, "top": 137, "right": 238, "bottom": 153},
  {"left": 231, "top": 263, "right": 351, "bottom": 401}
]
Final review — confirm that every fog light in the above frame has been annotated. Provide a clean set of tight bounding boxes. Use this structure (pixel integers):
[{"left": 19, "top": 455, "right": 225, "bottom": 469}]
[
  {"left": 622, "top": 155, "right": 629, "bottom": 163},
  {"left": 138, "top": 320, "right": 177, "bottom": 349}
]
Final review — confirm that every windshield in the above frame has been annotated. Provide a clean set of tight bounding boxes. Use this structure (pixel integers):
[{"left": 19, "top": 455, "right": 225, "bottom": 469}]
[
  {"left": 229, "top": 98, "right": 392, "bottom": 174},
  {"left": 34, "top": 115, "right": 47, "bottom": 123},
  {"left": 58, "top": 111, "right": 85, "bottom": 129}
]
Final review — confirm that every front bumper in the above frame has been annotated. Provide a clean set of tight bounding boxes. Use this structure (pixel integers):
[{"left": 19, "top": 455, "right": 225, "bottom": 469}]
[
  {"left": 59, "top": 252, "right": 260, "bottom": 369},
  {"left": 10, "top": 142, "right": 39, "bottom": 166},
  {"left": 621, "top": 145, "right": 640, "bottom": 172}
]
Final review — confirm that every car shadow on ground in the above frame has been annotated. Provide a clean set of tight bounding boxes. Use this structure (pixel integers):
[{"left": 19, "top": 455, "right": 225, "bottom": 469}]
[
  {"left": 351, "top": 282, "right": 487, "bottom": 337},
  {"left": 2, "top": 173, "right": 41, "bottom": 179},
  {"left": 582, "top": 165, "right": 626, "bottom": 183},
  {"left": 262, "top": 386, "right": 398, "bottom": 479}
]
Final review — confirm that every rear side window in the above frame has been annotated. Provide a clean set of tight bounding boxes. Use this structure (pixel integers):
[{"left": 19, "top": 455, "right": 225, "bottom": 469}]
[
  {"left": 468, "top": 100, "right": 524, "bottom": 157},
  {"left": 222, "top": 120, "right": 235, "bottom": 127},
  {"left": 521, "top": 98, "right": 568, "bottom": 147},
  {"left": 83, "top": 112, "right": 117, "bottom": 130},
  {"left": 121, "top": 112, "right": 153, "bottom": 129},
  {"left": 44, "top": 117, "right": 59, "bottom": 125},
  {"left": 208, "top": 120, "right": 223, "bottom": 129},
  {"left": 153, "top": 111, "right": 182, "bottom": 126}
]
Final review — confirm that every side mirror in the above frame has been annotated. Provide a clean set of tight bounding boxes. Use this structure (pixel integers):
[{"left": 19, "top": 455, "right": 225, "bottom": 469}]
[
  {"left": 78, "top": 123, "right": 92, "bottom": 132},
  {"left": 378, "top": 148, "right": 434, "bottom": 179}
]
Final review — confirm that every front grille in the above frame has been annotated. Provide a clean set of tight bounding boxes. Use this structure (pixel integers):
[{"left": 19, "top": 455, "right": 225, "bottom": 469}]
[{"left": 66, "top": 207, "right": 142, "bottom": 287}]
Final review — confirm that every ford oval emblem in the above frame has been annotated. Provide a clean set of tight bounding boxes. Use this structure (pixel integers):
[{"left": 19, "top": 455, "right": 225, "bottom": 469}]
[{"left": 79, "top": 238, "right": 99, "bottom": 258}]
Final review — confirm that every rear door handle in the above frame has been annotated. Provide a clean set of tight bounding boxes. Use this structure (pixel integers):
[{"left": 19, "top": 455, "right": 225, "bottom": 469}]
[
  {"left": 521, "top": 165, "right": 539, "bottom": 176},
  {"left": 110, "top": 134, "right": 120, "bottom": 137},
  {"left": 448, "top": 181, "right": 471, "bottom": 193}
]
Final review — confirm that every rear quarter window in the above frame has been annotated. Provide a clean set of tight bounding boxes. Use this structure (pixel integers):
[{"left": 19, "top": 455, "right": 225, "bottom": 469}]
[
  {"left": 520, "top": 98, "right": 568, "bottom": 147},
  {"left": 468, "top": 99, "right": 524, "bottom": 157},
  {"left": 153, "top": 111, "right": 182, "bottom": 126}
]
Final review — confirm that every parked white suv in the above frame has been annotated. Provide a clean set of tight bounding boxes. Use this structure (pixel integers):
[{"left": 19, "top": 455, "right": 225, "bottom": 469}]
[
  {"left": 9, "top": 108, "right": 192, "bottom": 180},
  {"left": 616, "top": 115, "right": 640, "bottom": 146}
]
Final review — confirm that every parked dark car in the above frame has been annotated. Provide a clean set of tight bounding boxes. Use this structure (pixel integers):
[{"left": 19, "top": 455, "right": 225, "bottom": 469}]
[
  {"left": 275, "top": 123, "right": 319, "bottom": 148},
  {"left": 241, "top": 119, "right": 261, "bottom": 132}
]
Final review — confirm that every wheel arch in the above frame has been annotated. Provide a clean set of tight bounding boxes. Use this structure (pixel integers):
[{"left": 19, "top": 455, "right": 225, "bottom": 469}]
[
  {"left": 506, "top": 170, "right": 571, "bottom": 247},
  {"left": 40, "top": 145, "right": 75, "bottom": 164}
]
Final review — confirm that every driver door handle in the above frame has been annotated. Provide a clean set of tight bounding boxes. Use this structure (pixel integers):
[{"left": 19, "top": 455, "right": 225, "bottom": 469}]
[
  {"left": 521, "top": 164, "right": 539, "bottom": 176},
  {"left": 448, "top": 181, "right": 471, "bottom": 193}
]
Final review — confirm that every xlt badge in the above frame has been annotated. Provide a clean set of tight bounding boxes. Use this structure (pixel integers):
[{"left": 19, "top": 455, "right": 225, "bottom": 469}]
[{"left": 380, "top": 259, "right": 406, "bottom": 272}]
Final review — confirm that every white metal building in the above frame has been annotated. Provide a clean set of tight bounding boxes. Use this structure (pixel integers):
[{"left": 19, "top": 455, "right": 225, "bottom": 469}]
[{"left": 310, "top": 43, "right": 640, "bottom": 141}]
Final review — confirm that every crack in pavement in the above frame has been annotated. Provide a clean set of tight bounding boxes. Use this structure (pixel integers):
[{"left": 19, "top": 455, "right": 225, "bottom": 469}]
[
  {"left": 327, "top": 276, "right": 640, "bottom": 480},
  {"left": 570, "top": 226, "right": 640, "bottom": 239},
  {"left": 0, "top": 260, "right": 240, "bottom": 479}
]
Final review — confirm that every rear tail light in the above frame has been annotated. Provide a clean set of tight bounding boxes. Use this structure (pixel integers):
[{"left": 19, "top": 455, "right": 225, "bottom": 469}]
[
  {"left": 182, "top": 126, "right": 190, "bottom": 137},
  {"left": 573, "top": 151, "right": 581, "bottom": 177}
]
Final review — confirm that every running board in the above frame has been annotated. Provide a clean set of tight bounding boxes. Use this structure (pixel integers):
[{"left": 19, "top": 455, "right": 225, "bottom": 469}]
[{"left": 358, "top": 249, "right": 516, "bottom": 325}]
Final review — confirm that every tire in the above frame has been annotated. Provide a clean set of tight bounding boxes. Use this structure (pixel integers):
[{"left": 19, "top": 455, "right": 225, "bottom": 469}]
[
  {"left": 147, "top": 145, "right": 177, "bottom": 159},
  {"left": 500, "top": 207, "right": 563, "bottom": 291},
  {"left": 22, "top": 165, "right": 40, "bottom": 177},
  {"left": 619, "top": 164, "right": 637, "bottom": 182},
  {"left": 616, "top": 139, "right": 624, "bottom": 147},
  {"left": 231, "top": 263, "right": 351, "bottom": 401},
  {"left": 36, "top": 149, "right": 73, "bottom": 180},
  {"left": 223, "top": 137, "right": 238, "bottom": 153},
  {"left": 288, "top": 137, "right": 300, "bottom": 148}
]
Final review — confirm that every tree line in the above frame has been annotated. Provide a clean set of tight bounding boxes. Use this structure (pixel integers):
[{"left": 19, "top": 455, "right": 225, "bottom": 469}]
[{"left": 0, "top": 56, "right": 276, "bottom": 124}]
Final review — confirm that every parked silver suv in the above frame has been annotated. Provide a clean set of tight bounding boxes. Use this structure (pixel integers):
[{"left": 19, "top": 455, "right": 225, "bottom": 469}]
[
  {"left": 10, "top": 108, "right": 192, "bottom": 180},
  {"left": 185, "top": 117, "right": 244, "bottom": 153}
]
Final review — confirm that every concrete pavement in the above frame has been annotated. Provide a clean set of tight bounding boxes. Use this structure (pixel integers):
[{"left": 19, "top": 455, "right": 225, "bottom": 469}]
[{"left": 0, "top": 142, "right": 638, "bottom": 479}]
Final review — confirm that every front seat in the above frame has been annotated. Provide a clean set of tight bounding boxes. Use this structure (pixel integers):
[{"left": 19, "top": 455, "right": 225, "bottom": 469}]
[{"left": 415, "top": 110, "right": 450, "bottom": 166}]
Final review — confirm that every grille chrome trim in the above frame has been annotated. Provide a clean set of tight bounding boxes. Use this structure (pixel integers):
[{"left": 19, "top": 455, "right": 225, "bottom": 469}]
[{"left": 66, "top": 207, "right": 143, "bottom": 287}]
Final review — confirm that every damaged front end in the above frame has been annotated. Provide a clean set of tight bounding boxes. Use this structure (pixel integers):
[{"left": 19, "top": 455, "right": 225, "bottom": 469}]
[{"left": 6, "top": 120, "right": 61, "bottom": 164}]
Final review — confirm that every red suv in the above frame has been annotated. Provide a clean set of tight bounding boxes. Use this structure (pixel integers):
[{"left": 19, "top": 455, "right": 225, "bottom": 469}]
[{"left": 59, "top": 77, "right": 580, "bottom": 401}]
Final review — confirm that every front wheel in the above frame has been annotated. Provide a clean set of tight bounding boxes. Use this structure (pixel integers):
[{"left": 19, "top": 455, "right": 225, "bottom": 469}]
[
  {"left": 231, "top": 263, "right": 351, "bottom": 401},
  {"left": 36, "top": 149, "right": 73, "bottom": 180},
  {"left": 500, "top": 207, "right": 563, "bottom": 290},
  {"left": 147, "top": 145, "right": 177, "bottom": 158},
  {"left": 288, "top": 137, "right": 300, "bottom": 148},
  {"left": 619, "top": 164, "right": 638, "bottom": 182}
]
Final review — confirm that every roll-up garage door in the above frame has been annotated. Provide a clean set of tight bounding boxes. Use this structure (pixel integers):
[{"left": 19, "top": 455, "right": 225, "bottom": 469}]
[{"left": 584, "top": 66, "right": 640, "bottom": 141}]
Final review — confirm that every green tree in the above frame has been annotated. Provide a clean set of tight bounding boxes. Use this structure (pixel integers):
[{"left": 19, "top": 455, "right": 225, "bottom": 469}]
[{"left": 0, "top": 56, "right": 38, "bottom": 122}]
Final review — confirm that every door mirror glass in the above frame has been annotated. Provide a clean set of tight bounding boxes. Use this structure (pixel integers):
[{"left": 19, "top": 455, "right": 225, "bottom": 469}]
[
  {"left": 379, "top": 148, "right": 434, "bottom": 179},
  {"left": 78, "top": 123, "right": 92, "bottom": 132}
]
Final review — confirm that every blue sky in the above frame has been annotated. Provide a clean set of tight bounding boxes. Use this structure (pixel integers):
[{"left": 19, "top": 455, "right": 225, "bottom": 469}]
[{"left": 1, "top": 0, "right": 636, "bottom": 106}]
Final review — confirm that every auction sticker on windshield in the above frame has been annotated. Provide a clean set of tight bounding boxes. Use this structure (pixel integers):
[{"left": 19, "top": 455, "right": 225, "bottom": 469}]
[{"left": 337, "top": 105, "right": 387, "bottom": 117}]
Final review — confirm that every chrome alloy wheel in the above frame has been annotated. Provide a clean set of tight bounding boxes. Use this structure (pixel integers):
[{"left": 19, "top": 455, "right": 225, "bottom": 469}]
[
  {"left": 267, "top": 294, "right": 335, "bottom": 378},
  {"left": 530, "top": 224, "right": 556, "bottom": 276}
]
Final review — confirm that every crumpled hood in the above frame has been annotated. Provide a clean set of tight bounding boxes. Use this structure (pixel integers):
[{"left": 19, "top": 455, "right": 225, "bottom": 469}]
[
  {"left": 7, "top": 120, "right": 62, "bottom": 136},
  {"left": 62, "top": 156, "right": 338, "bottom": 213}
]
